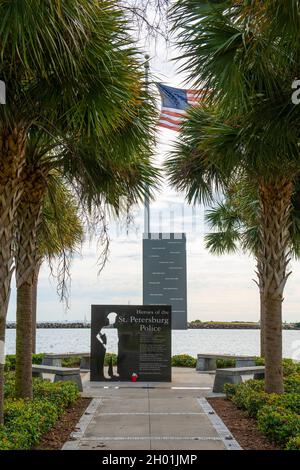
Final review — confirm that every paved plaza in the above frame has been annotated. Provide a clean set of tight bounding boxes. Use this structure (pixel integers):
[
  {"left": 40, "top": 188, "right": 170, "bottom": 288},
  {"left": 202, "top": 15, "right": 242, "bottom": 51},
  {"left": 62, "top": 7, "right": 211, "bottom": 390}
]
[{"left": 63, "top": 368, "right": 241, "bottom": 451}]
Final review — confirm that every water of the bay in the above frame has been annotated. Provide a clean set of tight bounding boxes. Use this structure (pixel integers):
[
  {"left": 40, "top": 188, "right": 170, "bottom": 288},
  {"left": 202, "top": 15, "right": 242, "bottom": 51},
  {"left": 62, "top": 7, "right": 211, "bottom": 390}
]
[{"left": 5, "top": 328, "right": 300, "bottom": 360}]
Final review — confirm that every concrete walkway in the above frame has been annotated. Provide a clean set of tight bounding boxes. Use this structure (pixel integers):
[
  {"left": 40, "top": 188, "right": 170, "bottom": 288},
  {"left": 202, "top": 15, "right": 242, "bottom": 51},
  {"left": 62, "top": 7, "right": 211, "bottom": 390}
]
[{"left": 63, "top": 368, "right": 241, "bottom": 451}]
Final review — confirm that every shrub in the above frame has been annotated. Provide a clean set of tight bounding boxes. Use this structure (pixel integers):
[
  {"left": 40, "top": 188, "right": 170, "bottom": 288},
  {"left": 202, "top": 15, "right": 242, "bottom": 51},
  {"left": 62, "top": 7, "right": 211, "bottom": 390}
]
[
  {"left": 0, "top": 398, "right": 59, "bottom": 450},
  {"left": 32, "top": 378, "right": 79, "bottom": 408},
  {"left": 254, "top": 356, "right": 265, "bottom": 366},
  {"left": 266, "top": 393, "right": 300, "bottom": 415},
  {"left": 224, "top": 383, "right": 237, "bottom": 399},
  {"left": 0, "top": 375, "right": 79, "bottom": 450},
  {"left": 216, "top": 358, "right": 236, "bottom": 368},
  {"left": 171, "top": 354, "right": 196, "bottom": 368},
  {"left": 5, "top": 353, "right": 44, "bottom": 372},
  {"left": 4, "top": 374, "right": 79, "bottom": 405},
  {"left": 4, "top": 398, "right": 59, "bottom": 426},
  {"left": 285, "top": 436, "right": 300, "bottom": 450},
  {"left": 225, "top": 377, "right": 300, "bottom": 417},
  {"left": 282, "top": 359, "right": 300, "bottom": 376},
  {"left": 257, "top": 405, "right": 300, "bottom": 446},
  {"left": 234, "top": 389, "right": 269, "bottom": 418},
  {"left": 104, "top": 353, "right": 117, "bottom": 366},
  {"left": 4, "top": 355, "right": 13, "bottom": 372},
  {"left": 224, "top": 379, "right": 264, "bottom": 401},
  {"left": 223, "top": 369, "right": 300, "bottom": 449},
  {"left": 235, "top": 379, "right": 265, "bottom": 392},
  {"left": 62, "top": 356, "right": 81, "bottom": 367},
  {"left": 3, "top": 372, "right": 15, "bottom": 398},
  {"left": 231, "top": 383, "right": 269, "bottom": 418},
  {"left": 254, "top": 357, "right": 300, "bottom": 376},
  {"left": 284, "top": 374, "right": 300, "bottom": 394},
  {"left": 32, "top": 353, "right": 44, "bottom": 365}
]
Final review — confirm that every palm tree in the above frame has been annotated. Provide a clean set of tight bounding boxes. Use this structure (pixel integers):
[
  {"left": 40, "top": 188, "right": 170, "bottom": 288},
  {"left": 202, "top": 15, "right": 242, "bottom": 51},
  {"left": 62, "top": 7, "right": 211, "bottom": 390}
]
[
  {"left": 168, "top": 0, "right": 300, "bottom": 393},
  {"left": 0, "top": 1, "right": 157, "bottom": 420},
  {"left": 205, "top": 179, "right": 300, "bottom": 357},
  {"left": 13, "top": 115, "right": 158, "bottom": 398}
]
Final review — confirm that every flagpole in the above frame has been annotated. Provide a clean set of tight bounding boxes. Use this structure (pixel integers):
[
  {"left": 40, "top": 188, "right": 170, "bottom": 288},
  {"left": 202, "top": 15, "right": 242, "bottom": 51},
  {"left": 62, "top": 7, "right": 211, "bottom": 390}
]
[{"left": 144, "top": 54, "right": 150, "bottom": 236}]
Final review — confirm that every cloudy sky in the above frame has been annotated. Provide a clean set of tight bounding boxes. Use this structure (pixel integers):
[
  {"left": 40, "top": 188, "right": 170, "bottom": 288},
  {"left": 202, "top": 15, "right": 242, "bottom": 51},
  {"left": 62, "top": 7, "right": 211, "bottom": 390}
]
[{"left": 6, "top": 21, "right": 300, "bottom": 324}]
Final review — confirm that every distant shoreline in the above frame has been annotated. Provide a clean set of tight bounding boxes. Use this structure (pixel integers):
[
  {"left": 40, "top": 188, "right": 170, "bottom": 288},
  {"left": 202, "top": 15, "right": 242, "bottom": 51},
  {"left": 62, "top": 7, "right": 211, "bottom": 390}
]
[
  {"left": 5, "top": 321, "right": 300, "bottom": 330},
  {"left": 188, "top": 323, "right": 299, "bottom": 330}
]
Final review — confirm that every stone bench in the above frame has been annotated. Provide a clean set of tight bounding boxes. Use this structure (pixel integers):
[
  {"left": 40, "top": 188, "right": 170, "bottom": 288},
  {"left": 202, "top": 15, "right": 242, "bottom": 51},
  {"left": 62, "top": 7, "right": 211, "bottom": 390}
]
[
  {"left": 42, "top": 352, "right": 90, "bottom": 370},
  {"left": 213, "top": 366, "right": 265, "bottom": 393},
  {"left": 196, "top": 354, "right": 256, "bottom": 371},
  {"left": 32, "top": 364, "right": 83, "bottom": 391}
]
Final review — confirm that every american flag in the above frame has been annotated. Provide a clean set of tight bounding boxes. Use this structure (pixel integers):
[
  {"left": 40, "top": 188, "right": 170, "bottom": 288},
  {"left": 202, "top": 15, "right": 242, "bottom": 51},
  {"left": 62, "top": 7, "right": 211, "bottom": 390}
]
[{"left": 157, "top": 83, "right": 205, "bottom": 132}]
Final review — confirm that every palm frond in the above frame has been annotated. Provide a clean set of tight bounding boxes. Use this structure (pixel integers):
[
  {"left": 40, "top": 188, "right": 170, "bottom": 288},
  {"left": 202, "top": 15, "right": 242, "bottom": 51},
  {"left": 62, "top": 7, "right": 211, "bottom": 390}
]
[{"left": 204, "top": 231, "right": 240, "bottom": 255}]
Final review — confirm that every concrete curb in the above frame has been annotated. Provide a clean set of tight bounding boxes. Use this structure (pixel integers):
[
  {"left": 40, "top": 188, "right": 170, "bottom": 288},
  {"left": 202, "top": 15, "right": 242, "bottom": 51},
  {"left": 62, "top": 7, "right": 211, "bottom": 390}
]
[
  {"left": 62, "top": 398, "right": 102, "bottom": 450},
  {"left": 197, "top": 398, "right": 242, "bottom": 450}
]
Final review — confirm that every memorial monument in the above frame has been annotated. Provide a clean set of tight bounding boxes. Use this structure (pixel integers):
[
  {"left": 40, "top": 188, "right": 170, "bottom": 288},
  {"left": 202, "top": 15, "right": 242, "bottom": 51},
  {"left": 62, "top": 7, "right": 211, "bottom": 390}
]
[
  {"left": 143, "top": 232, "right": 187, "bottom": 329},
  {"left": 90, "top": 304, "right": 171, "bottom": 382}
]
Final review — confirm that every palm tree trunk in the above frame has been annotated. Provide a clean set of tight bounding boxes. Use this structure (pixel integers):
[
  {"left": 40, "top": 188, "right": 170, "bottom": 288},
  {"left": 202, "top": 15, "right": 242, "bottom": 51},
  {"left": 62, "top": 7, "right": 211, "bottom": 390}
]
[
  {"left": 0, "top": 188, "right": 14, "bottom": 421},
  {"left": 32, "top": 262, "right": 41, "bottom": 354},
  {"left": 16, "top": 283, "right": 33, "bottom": 398},
  {"left": 260, "top": 289, "right": 265, "bottom": 358},
  {"left": 256, "top": 260, "right": 265, "bottom": 358},
  {"left": 15, "top": 174, "right": 45, "bottom": 398},
  {"left": 0, "top": 315, "right": 6, "bottom": 425},
  {"left": 259, "top": 179, "right": 293, "bottom": 394},
  {"left": 0, "top": 129, "right": 26, "bottom": 423}
]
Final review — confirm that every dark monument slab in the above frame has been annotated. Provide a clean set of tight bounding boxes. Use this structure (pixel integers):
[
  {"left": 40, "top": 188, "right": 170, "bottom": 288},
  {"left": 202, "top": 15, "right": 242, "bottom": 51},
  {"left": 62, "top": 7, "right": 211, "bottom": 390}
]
[
  {"left": 91, "top": 304, "right": 171, "bottom": 382},
  {"left": 143, "top": 233, "right": 187, "bottom": 330}
]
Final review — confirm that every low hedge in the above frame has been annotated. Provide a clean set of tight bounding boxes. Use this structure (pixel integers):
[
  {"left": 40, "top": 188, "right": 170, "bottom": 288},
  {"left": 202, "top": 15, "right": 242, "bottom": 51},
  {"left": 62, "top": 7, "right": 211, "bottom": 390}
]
[
  {"left": 283, "top": 374, "right": 300, "bottom": 394},
  {"left": 286, "top": 436, "right": 300, "bottom": 450},
  {"left": 104, "top": 353, "right": 117, "bottom": 366},
  {"left": 5, "top": 353, "right": 300, "bottom": 373},
  {"left": 171, "top": 355, "right": 236, "bottom": 368},
  {"left": 10, "top": 353, "right": 299, "bottom": 372},
  {"left": 59, "top": 354, "right": 241, "bottom": 369},
  {"left": 171, "top": 354, "right": 196, "bottom": 368},
  {"left": 0, "top": 375, "right": 79, "bottom": 450},
  {"left": 216, "top": 358, "right": 236, "bottom": 368},
  {"left": 5, "top": 352, "right": 119, "bottom": 369},
  {"left": 61, "top": 356, "right": 81, "bottom": 367},
  {"left": 224, "top": 373, "right": 300, "bottom": 449},
  {"left": 254, "top": 357, "right": 300, "bottom": 376},
  {"left": 62, "top": 353, "right": 251, "bottom": 369},
  {"left": 5, "top": 353, "right": 44, "bottom": 372},
  {"left": 62, "top": 352, "right": 118, "bottom": 368},
  {"left": 0, "top": 399, "right": 60, "bottom": 450},
  {"left": 62, "top": 353, "right": 200, "bottom": 369},
  {"left": 31, "top": 378, "right": 79, "bottom": 408},
  {"left": 257, "top": 405, "right": 300, "bottom": 446}
]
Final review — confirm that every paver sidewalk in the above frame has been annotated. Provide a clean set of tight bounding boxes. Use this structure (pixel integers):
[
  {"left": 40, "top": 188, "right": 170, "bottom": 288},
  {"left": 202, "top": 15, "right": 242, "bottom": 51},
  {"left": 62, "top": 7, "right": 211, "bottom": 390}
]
[{"left": 63, "top": 368, "right": 241, "bottom": 450}]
